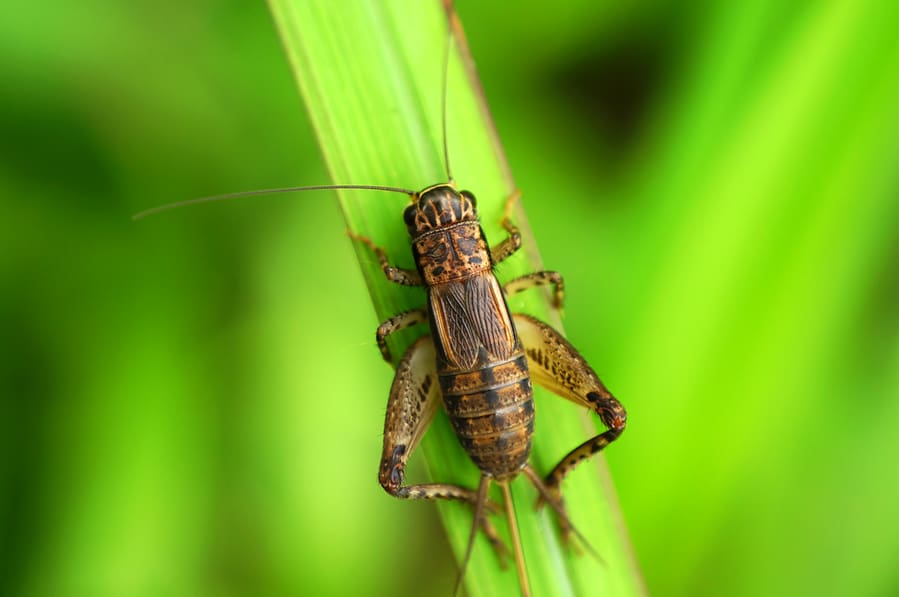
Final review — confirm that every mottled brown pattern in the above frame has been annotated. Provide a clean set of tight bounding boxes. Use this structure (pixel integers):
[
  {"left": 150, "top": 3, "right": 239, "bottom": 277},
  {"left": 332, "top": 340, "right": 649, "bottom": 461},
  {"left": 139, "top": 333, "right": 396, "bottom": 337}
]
[
  {"left": 435, "top": 335, "right": 533, "bottom": 478},
  {"left": 364, "top": 181, "right": 626, "bottom": 592},
  {"left": 449, "top": 402, "right": 534, "bottom": 438},
  {"left": 443, "top": 370, "right": 534, "bottom": 479},
  {"left": 413, "top": 222, "right": 491, "bottom": 285},
  {"left": 429, "top": 272, "right": 516, "bottom": 370},
  {"left": 404, "top": 184, "right": 477, "bottom": 235}
]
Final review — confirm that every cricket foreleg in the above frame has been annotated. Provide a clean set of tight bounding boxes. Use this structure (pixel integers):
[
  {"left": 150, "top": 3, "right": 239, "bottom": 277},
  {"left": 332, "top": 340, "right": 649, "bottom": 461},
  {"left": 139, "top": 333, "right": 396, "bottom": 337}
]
[
  {"left": 348, "top": 230, "right": 422, "bottom": 286},
  {"left": 379, "top": 336, "right": 508, "bottom": 563},
  {"left": 490, "top": 189, "right": 523, "bottom": 264},
  {"left": 513, "top": 314, "right": 627, "bottom": 537},
  {"left": 504, "top": 271, "right": 565, "bottom": 310},
  {"left": 376, "top": 308, "right": 428, "bottom": 363}
]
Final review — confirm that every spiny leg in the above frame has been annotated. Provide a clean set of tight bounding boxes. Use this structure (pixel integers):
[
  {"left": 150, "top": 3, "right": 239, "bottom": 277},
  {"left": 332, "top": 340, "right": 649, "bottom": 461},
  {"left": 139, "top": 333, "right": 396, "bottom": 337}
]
[
  {"left": 504, "top": 270, "right": 566, "bottom": 311},
  {"left": 380, "top": 336, "right": 508, "bottom": 563},
  {"left": 376, "top": 308, "right": 427, "bottom": 364},
  {"left": 513, "top": 313, "right": 627, "bottom": 542},
  {"left": 490, "top": 189, "right": 522, "bottom": 264},
  {"left": 348, "top": 230, "right": 422, "bottom": 286},
  {"left": 521, "top": 465, "right": 571, "bottom": 547},
  {"left": 521, "top": 465, "right": 602, "bottom": 563}
]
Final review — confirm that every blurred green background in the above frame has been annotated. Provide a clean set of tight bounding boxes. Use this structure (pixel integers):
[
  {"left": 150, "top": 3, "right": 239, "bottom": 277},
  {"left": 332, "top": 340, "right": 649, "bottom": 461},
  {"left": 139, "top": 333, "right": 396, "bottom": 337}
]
[{"left": 2, "top": 0, "right": 898, "bottom": 596}]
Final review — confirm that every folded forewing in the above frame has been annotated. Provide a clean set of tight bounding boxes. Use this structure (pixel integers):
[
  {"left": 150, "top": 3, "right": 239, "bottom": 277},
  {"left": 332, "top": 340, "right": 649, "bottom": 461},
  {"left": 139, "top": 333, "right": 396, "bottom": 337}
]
[{"left": 430, "top": 273, "right": 517, "bottom": 370}]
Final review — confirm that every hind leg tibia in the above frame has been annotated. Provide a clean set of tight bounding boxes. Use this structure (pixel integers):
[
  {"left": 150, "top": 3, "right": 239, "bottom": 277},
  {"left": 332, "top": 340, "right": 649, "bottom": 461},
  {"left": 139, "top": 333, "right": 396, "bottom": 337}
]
[{"left": 379, "top": 336, "right": 507, "bottom": 563}]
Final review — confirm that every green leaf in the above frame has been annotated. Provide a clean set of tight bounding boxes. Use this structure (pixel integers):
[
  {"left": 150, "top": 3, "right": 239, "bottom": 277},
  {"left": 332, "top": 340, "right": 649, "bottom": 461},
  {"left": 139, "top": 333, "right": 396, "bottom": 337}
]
[{"left": 266, "top": 0, "right": 645, "bottom": 595}]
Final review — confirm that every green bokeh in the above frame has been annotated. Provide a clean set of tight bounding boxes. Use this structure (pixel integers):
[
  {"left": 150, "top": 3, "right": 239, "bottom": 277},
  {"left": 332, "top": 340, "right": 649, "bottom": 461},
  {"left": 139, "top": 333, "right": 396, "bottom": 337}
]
[{"left": 2, "top": 1, "right": 897, "bottom": 596}]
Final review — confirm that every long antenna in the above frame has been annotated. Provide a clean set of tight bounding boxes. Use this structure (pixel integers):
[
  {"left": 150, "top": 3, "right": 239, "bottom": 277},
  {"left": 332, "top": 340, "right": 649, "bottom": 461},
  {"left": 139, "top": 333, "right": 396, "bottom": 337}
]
[
  {"left": 132, "top": 184, "right": 416, "bottom": 221},
  {"left": 441, "top": 26, "right": 454, "bottom": 184}
]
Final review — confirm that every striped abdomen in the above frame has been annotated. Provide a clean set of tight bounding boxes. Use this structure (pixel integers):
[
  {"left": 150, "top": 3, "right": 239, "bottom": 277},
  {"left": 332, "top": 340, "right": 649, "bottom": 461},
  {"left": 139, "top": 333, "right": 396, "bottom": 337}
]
[{"left": 439, "top": 352, "right": 534, "bottom": 480}]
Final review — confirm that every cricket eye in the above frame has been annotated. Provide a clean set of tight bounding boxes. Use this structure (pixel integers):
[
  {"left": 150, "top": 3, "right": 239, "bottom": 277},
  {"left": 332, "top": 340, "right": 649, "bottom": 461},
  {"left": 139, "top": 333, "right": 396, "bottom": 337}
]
[
  {"left": 403, "top": 204, "right": 417, "bottom": 227},
  {"left": 461, "top": 190, "right": 477, "bottom": 207}
]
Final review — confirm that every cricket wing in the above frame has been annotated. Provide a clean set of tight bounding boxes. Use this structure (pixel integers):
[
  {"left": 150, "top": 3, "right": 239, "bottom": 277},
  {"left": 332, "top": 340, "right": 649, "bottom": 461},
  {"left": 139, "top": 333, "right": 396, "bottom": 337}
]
[{"left": 430, "top": 273, "right": 517, "bottom": 370}]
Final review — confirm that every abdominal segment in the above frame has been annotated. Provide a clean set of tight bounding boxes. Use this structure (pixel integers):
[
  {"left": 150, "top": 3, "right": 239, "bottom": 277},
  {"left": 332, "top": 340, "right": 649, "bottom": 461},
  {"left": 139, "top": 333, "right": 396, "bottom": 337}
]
[{"left": 439, "top": 353, "right": 534, "bottom": 480}]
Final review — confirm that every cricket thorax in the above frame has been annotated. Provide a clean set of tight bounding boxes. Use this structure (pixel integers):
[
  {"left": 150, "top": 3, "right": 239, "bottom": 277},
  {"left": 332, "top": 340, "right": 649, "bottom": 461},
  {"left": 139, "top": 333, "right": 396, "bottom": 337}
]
[{"left": 412, "top": 223, "right": 491, "bottom": 285}]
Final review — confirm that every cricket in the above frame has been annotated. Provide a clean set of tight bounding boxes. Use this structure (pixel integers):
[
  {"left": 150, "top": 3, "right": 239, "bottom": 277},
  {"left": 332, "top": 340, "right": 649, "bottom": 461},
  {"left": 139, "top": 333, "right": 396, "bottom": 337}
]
[{"left": 134, "top": 6, "right": 627, "bottom": 596}]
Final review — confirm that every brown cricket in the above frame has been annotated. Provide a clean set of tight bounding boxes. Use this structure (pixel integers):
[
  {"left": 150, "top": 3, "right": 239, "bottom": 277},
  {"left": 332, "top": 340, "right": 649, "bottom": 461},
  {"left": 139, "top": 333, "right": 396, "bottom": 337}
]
[{"left": 358, "top": 179, "right": 627, "bottom": 596}]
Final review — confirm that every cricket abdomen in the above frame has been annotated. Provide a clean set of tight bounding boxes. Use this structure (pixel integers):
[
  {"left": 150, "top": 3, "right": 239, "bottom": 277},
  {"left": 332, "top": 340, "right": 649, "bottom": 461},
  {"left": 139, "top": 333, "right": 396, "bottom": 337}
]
[{"left": 439, "top": 352, "right": 534, "bottom": 480}]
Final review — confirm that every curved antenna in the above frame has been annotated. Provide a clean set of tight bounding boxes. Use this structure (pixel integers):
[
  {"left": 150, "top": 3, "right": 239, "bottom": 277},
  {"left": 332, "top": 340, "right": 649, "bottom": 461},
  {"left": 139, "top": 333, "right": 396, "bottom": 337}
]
[
  {"left": 441, "top": 26, "right": 454, "bottom": 184},
  {"left": 132, "top": 184, "right": 416, "bottom": 221}
]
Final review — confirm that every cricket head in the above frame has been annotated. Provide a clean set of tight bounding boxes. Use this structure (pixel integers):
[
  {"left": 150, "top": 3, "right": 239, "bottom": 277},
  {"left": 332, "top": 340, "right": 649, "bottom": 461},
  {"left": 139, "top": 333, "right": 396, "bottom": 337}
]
[{"left": 403, "top": 183, "right": 478, "bottom": 238}]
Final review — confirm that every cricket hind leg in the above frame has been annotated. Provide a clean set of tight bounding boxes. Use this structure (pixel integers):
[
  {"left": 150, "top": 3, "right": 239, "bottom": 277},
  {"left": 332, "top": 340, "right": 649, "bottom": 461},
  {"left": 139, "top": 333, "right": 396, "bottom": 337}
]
[
  {"left": 380, "top": 336, "right": 509, "bottom": 564},
  {"left": 512, "top": 313, "right": 627, "bottom": 544}
]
